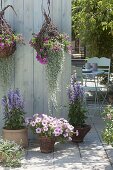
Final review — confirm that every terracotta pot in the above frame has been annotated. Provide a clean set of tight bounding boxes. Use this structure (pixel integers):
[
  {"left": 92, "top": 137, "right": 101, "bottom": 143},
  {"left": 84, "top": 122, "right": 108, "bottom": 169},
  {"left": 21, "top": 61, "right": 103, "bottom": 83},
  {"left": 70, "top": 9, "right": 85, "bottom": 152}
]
[
  {"left": 72, "top": 124, "right": 91, "bottom": 143},
  {"left": 2, "top": 128, "right": 28, "bottom": 148},
  {"left": 39, "top": 136, "right": 55, "bottom": 153}
]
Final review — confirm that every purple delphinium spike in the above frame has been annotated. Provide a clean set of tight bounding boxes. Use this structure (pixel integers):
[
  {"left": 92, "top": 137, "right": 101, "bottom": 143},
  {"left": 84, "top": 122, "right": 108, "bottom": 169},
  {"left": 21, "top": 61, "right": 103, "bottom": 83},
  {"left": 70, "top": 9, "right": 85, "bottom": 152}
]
[
  {"left": 68, "top": 77, "right": 84, "bottom": 103},
  {"left": 1, "top": 89, "right": 24, "bottom": 119},
  {"left": 7, "top": 89, "right": 24, "bottom": 111}
]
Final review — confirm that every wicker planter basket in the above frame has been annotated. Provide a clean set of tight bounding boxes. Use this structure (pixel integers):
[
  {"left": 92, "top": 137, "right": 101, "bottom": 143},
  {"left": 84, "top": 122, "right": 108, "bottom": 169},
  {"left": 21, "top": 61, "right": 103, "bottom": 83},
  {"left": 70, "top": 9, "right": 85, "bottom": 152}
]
[
  {"left": 0, "top": 42, "right": 16, "bottom": 58},
  {"left": 0, "top": 5, "right": 17, "bottom": 58},
  {"left": 39, "top": 136, "right": 55, "bottom": 153}
]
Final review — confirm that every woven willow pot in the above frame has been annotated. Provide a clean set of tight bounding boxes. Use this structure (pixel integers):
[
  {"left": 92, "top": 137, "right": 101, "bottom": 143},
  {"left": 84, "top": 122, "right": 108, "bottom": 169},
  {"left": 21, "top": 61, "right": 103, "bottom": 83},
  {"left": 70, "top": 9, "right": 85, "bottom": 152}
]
[
  {"left": 0, "top": 42, "right": 16, "bottom": 58},
  {"left": 39, "top": 136, "right": 55, "bottom": 153}
]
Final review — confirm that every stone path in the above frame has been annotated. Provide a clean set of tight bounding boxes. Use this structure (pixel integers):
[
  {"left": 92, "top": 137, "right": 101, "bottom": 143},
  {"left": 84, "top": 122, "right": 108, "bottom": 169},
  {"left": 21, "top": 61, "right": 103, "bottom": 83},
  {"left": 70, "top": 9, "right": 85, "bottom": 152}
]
[{"left": 1, "top": 106, "right": 113, "bottom": 170}]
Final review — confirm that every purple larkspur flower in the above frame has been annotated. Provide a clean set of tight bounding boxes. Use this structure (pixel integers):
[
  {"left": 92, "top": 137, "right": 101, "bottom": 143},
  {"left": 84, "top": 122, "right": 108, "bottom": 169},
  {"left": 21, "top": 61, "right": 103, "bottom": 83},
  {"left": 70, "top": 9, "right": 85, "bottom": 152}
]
[
  {"left": 7, "top": 89, "right": 24, "bottom": 111},
  {"left": 68, "top": 80, "right": 84, "bottom": 103},
  {"left": 1, "top": 89, "right": 25, "bottom": 121}
]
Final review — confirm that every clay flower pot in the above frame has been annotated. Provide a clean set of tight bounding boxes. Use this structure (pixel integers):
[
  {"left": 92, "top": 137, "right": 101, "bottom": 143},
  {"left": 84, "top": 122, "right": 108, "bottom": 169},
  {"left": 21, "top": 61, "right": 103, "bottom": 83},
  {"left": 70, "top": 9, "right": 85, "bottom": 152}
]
[{"left": 2, "top": 128, "right": 28, "bottom": 148}]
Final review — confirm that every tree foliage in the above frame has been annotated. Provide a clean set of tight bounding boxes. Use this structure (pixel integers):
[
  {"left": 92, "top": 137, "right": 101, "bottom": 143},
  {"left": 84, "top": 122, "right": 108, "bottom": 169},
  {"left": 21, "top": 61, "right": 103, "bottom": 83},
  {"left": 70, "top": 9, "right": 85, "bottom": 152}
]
[{"left": 72, "top": 0, "right": 113, "bottom": 57}]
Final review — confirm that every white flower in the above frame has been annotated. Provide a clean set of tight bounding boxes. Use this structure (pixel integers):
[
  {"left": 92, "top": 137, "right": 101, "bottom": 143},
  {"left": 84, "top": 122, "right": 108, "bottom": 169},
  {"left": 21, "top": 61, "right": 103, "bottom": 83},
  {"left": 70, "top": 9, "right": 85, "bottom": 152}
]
[{"left": 36, "top": 128, "right": 41, "bottom": 133}]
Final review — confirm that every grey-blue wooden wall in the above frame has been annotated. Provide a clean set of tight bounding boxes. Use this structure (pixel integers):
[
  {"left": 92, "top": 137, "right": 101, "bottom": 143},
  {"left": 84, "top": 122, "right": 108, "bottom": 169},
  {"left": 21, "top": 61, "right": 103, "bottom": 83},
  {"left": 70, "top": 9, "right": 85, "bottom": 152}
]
[{"left": 0, "top": 0, "right": 71, "bottom": 135}]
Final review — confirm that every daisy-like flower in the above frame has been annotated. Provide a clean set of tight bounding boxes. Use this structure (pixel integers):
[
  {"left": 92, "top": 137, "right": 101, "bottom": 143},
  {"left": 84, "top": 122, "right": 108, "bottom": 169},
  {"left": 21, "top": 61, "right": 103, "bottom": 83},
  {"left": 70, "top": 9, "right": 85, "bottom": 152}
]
[
  {"left": 42, "top": 120, "right": 48, "bottom": 126},
  {"left": 43, "top": 126, "right": 48, "bottom": 132},
  {"left": 36, "top": 128, "right": 41, "bottom": 134},
  {"left": 31, "top": 121, "right": 36, "bottom": 127},
  {"left": 26, "top": 113, "right": 74, "bottom": 141}
]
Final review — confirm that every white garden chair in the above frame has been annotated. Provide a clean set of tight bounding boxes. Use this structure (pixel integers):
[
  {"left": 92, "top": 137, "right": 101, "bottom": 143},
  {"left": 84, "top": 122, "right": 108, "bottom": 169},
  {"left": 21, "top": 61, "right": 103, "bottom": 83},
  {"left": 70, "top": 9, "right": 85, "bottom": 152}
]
[{"left": 98, "top": 57, "right": 111, "bottom": 84}]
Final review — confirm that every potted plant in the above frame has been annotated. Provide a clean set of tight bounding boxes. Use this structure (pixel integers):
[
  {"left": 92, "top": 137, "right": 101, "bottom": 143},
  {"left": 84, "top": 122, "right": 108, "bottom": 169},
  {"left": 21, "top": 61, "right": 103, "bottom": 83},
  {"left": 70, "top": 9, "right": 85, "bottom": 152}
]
[
  {"left": 0, "top": 5, "right": 24, "bottom": 58},
  {"left": 0, "top": 138, "right": 23, "bottom": 167},
  {"left": 2, "top": 89, "right": 28, "bottom": 148},
  {"left": 26, "top": 113, "right": 74, "bottom": 153},
  {"left": 101, "top": 105, "right": 113, "bottom": 146},
  {"left": 67, "top": 77, "right": 91, "bottom": 142}
]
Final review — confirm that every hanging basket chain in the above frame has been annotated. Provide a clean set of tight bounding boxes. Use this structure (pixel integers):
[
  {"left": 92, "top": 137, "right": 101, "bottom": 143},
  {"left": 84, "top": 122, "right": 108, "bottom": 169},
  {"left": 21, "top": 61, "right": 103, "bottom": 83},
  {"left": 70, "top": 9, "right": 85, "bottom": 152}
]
[
  {"left": 1, "top": 0, "right": 2, "bottom": 10},
  {"left": 0, "top": 5, "right": 17, "bottom": 34},
  {"left": 47, "top": 0, "right": 50, "bottom": 17},
  {"left": 32, "top": 11, "right": 60, "bottom": 53}
]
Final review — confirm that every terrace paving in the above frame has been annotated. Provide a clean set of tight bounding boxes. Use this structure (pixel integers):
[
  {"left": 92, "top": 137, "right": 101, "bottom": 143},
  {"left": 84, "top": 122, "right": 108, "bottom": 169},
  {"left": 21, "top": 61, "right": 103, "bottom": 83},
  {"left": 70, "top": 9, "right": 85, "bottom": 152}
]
[{"left": 0, "top": 105, "right": 113, "bottom": 170}]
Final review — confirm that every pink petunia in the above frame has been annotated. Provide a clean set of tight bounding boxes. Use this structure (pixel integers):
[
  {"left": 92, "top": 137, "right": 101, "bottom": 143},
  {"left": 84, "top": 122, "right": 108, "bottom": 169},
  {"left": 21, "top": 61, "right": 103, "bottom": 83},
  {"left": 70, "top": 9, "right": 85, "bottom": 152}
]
[{"left": 36, "top": 128, "right": 41, "bottom": 133}]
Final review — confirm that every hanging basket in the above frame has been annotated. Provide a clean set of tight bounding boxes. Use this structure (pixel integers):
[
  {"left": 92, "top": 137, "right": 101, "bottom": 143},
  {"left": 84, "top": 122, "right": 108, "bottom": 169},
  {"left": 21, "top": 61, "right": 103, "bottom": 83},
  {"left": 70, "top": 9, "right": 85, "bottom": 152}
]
[
  {"left": 0, "top": 5, "right": 17, "bottom": 58},
  {"left": 0, "top": 42, "right": 16, "bottom": 58}
]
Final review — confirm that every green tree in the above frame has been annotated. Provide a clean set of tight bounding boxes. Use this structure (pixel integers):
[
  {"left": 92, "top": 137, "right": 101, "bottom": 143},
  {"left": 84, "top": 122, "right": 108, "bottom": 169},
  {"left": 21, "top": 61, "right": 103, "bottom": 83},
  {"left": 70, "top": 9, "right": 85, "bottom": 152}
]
[{"left": 72, "top": 0, "right": 113, "bottom": 57}]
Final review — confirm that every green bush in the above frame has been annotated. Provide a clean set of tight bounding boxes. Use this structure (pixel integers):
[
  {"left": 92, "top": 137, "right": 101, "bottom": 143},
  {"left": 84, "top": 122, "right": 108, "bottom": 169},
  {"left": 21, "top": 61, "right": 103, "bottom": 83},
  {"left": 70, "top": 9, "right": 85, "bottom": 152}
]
[
  {"left": 101, "top": 105, "right": 113, "bottom": 146},
  {"left": 0, "top": 138, "right": 23, "bottom": 167},
  {"left": 72, "top": 0, "right": 113, "bottom": 57}
]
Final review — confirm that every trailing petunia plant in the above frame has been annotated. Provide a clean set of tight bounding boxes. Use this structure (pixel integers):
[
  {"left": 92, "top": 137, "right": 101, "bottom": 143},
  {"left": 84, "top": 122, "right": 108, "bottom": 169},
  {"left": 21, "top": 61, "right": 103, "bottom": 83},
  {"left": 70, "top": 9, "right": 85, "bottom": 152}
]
[
  {"left": 29, "top": 12, "right": 71, "bottom": 114},
  {"left": 26, "top": 113, "right": 74, "bottom": 142}
]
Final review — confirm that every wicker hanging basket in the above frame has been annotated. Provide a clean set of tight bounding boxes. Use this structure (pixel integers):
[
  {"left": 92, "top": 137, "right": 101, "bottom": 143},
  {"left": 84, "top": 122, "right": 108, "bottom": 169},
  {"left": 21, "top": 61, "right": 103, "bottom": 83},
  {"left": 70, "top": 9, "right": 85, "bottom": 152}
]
[
  {"left": 30, "top": 11, "right": 61, "bottom": 53},
  {"left": 0, "top": 5, "right": 16, "bottom": 58}
]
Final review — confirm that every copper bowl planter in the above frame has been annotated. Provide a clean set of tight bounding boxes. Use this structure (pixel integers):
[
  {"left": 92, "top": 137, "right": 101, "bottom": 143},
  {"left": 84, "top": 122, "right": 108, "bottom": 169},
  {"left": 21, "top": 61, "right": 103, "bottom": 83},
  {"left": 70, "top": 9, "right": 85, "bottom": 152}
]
[{"left": 72, "top": 124, "right": 91, "bottom": 143}]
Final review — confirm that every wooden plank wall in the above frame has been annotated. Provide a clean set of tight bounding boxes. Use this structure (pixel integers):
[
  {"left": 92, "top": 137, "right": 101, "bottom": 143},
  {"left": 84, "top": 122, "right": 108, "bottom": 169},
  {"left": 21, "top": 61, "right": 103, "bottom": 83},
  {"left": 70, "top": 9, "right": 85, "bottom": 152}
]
[{"left": 0, "top": 0, "right": 71, "bottom": 137}]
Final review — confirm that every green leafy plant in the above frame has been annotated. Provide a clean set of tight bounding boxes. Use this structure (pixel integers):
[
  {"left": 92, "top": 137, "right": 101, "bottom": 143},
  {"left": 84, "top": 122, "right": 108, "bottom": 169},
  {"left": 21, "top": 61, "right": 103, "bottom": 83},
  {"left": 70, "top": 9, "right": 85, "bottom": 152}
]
[
  {"left": 0, "top": 138, "right": 23, "bottom": 167},
  {"left": 67, "top": 76, "right": 87, "bottom": 127},
  {"left": 1, "top": 89, "right": 26, "bottom": 130},
  {"left": 72, "top": 0, "right": 113, "bottom": 57},
  {"left": 101, "top": 105, "right": 113, "bottom": 146},
  {"left": 0, "top": 33, "right": 23, "bottom": 49}
]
